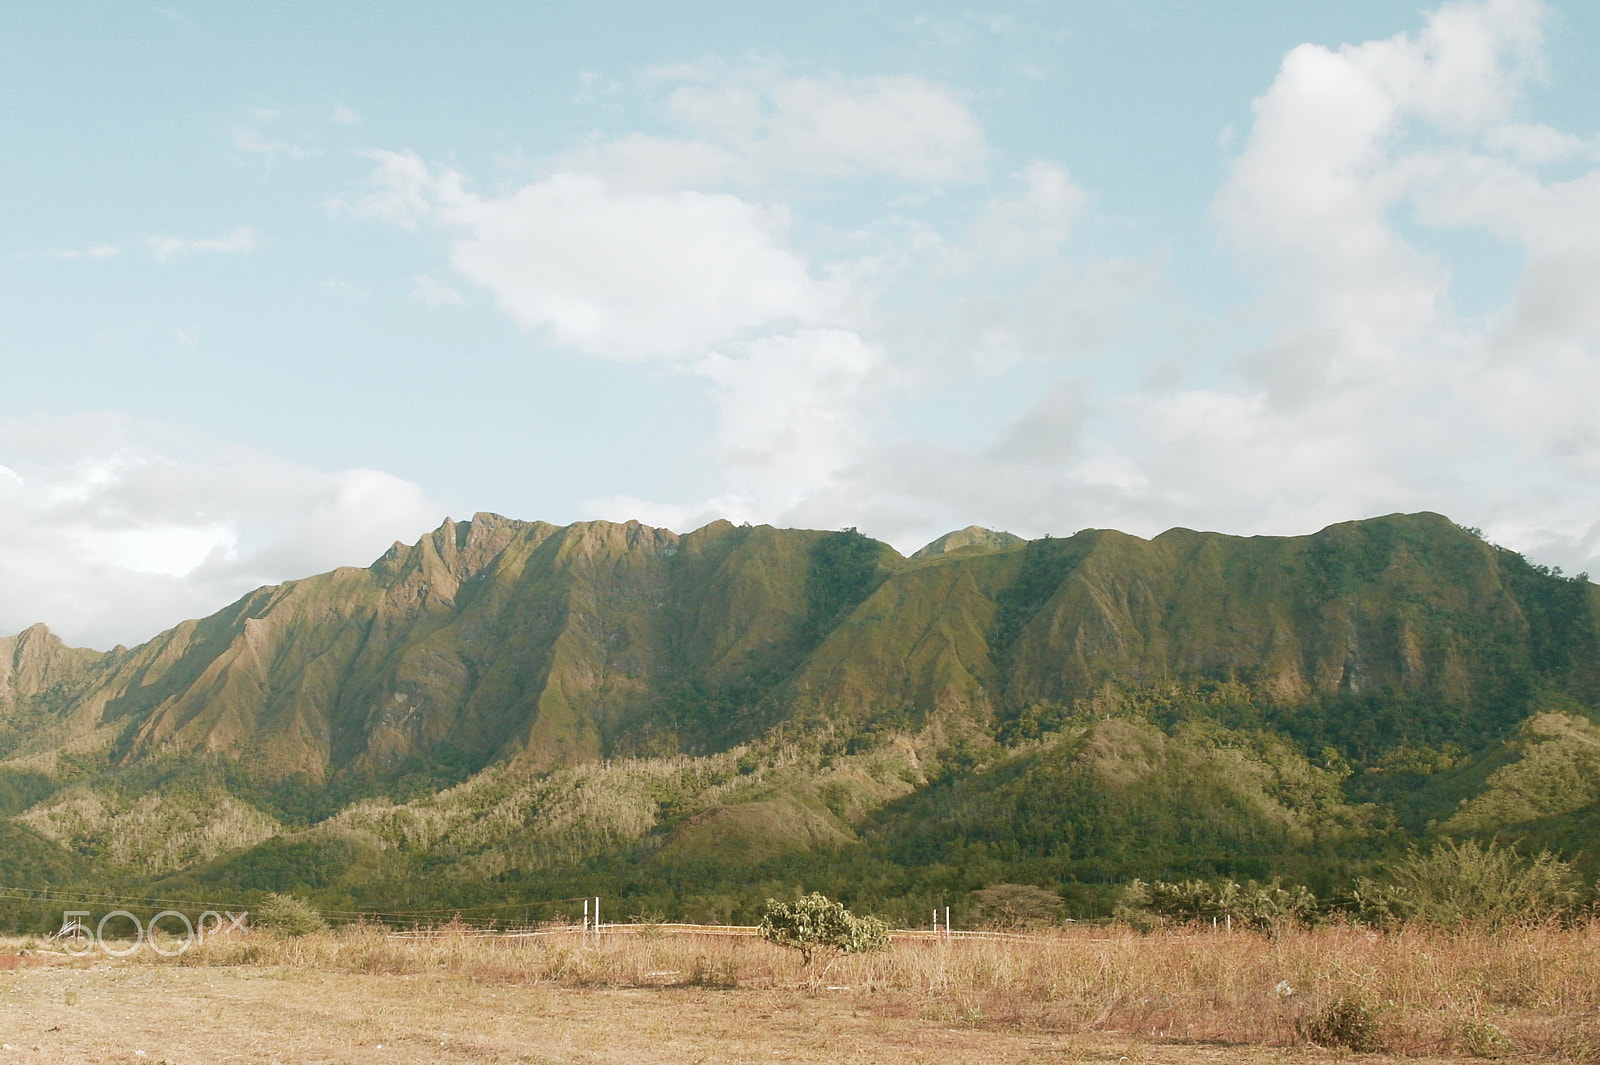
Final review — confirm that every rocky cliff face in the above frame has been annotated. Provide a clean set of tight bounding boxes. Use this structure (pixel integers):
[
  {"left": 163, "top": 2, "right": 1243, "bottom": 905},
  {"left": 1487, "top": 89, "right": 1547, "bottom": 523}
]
[
  {"left": 1, "top": 511, "right": 1592, "bottom": 788},
  {"left": 0, "top": 624, "right": 121, "bottom": 761}
]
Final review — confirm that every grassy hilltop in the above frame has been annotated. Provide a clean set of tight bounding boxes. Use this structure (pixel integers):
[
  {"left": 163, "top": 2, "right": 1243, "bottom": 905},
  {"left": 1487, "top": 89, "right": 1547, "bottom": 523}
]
[{"left": 1, "top": 510, "right": 1597, "bottom": 926}]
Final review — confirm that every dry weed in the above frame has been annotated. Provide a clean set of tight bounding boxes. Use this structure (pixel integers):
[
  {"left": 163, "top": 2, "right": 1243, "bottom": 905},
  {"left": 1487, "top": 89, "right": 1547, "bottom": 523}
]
[{"left": 8, "top": 918, "right": 1598, "bottom": 1056}]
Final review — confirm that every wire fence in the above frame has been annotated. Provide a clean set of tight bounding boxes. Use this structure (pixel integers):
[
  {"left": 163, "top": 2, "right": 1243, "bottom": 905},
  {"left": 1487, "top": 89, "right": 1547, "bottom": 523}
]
[{"left": 0, "top": 883, "right": 1110, "bottom": 942}]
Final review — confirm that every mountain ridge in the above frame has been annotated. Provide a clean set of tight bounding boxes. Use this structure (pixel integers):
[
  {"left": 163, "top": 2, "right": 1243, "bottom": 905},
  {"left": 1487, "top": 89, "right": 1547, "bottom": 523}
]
[
  {"left": 3, "top": 510, "right": 1592, "bottom": 781},
  {"left": 1, "top": 508, "right": 1597, "bottom": 924}
]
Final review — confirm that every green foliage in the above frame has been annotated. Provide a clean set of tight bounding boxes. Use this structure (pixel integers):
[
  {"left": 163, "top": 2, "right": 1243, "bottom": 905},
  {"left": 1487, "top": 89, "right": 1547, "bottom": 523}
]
[
  {"left": 1304, "top": 518, "right": 1402, "bottom": 600},
  {"left": 1369, "top": 742, "right": 1465, "bottom": 777},
  {"left": 869, "top": 713, "right": 1362, "bottom": 893},
  {"left": 1443, "top": 712, "right": 1600, "bottom": 833},
  {"left": 0, "top": 821, "right": 86, "bottom": 890},
  {"left": 1306, "top": 996, "right": 1382, "bottom": 1052},
  {"left": 0, "top": 769, "right": 56, "bottom": 815},
  {"left": 805, "top": 528, "right": 884, "bottom": 633},
  {"left": 991, "top": 534, "right": 1088, "bottom": 670},
  {"left": 968, "top": 883, "right": 1064, "bottom": 930},
  {"left": 1459, "top": 1019, "right": 1513, "bottom": 1059},
  {"left": 1500, "top": 548, "right": 1598, "bottom": 693},
  {"left": 200, "top": 835, "right": 363, "bottom": 894},
  {"left": 251, "top": 892, "right": 328, "bottom": 936},
  {"left": 757, "top": 892, "right": 889, "bottom": 964},
  {"left": 1115, "top": 877, "right": 1318, "bottom": 932},
  {"left": 1352, "top": 838, "right": 1578, "bottom": 930}
]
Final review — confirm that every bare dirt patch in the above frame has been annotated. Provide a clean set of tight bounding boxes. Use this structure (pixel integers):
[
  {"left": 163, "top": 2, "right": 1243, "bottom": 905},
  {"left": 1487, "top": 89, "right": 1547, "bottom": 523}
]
[{"left": 0, "top": 964, "right": 1486, "bottom": 1064}]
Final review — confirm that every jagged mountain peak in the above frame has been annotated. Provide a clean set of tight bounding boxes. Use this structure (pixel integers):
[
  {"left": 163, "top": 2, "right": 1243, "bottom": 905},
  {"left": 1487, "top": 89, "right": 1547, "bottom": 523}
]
[{"left": 0, "top": 622, "right": 114, "bottom": 716}]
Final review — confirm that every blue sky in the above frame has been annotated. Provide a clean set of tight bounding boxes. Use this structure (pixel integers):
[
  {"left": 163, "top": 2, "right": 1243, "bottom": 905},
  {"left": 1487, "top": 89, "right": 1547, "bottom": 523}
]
[{"left": 4, "top": 0, "right": 1600, "bottom": 647}]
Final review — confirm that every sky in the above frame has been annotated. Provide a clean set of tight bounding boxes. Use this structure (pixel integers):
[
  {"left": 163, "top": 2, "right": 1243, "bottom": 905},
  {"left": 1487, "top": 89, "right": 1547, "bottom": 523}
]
[{"left": 3, "top": 0, "right": 1600, "bottom": 649}]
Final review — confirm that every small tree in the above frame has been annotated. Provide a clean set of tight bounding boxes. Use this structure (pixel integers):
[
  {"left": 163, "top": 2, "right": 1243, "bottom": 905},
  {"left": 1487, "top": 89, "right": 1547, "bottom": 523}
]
[
  {"left": 969, "top": 883, "right": 1064, "bottom": 930},
  {"left": 757, "top": 893, "right": 888, "bottom": 966},
  {"left": 252, "top": 893, "right": 328, "bottom": 937}
]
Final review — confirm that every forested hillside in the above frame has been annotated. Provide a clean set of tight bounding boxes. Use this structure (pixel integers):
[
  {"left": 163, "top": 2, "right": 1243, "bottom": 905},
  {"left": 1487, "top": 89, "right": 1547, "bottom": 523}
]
[{"left": 1, "top": 511, "right": 1596, "bottom": 927}]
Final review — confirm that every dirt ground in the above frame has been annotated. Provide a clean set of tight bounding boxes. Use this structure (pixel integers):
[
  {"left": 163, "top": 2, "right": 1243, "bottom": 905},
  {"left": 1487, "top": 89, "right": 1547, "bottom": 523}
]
[{"left": 0, "top": 962, "right": 1496, "bottom": 1065}]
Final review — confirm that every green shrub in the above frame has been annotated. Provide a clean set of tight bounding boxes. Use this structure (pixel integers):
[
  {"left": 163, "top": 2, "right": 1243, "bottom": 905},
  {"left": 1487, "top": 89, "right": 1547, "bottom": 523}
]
[
  {"left": 1306, "top": 996, "right": 1381, "bottom": 1052},
  {"left": 1114, "top": 877, "right": 1317, "bottom": 933},
  {"left": 1459, "top": 1018, "right": 1513, "bottom": 1059},
  {"left": 251, "top": 893, "right": 328, "bottom": 937},
  {"left": 1354, "top": 838, "right": 1577, "bottom": 930},
  {"left": 757, "top": 893, "right": 889, "bottom": 965}
]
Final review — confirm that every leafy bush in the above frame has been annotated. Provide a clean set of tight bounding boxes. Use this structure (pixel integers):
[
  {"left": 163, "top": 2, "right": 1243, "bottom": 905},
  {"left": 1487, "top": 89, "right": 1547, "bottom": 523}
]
[
  {"left": 969, "top": 883, "right": 1065, "bottom": 930},
  {"left": 757, "top": 893, "right": 888, "bottom": 965},
  {"left": 1353, "top": 838, "right": 1578, "bottom": 930},
  {"left": 1115, "top": 877, "right": 1318, "bottom": 933},
  {"left": 1459, "top": 1018, "right": 1513, "bottom": 1059},
  {"left": 1306, "top": 996, "right": 1381, "bottom": 1052},
  {"left": 251, "top": 892, "right": 328, "bottom": 937}
]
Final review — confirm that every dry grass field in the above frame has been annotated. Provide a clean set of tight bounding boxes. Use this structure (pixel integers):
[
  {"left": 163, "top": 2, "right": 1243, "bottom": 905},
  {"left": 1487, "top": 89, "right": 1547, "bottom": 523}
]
[{"left": 3, "top": 921, "right": 1599, "bottom": 1063}]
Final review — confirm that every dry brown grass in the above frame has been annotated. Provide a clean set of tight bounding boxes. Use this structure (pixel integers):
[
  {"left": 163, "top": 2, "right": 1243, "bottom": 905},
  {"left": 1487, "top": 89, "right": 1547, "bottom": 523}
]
[{"left": 4, "top": 920, "right": 1599, "bottom": 1062}]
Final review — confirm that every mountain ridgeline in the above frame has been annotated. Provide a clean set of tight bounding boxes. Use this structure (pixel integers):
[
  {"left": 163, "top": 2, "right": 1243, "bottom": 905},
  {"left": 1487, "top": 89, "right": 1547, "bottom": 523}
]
[{"left": 1, "top": 511, "right": 1597, "bottom": 924}]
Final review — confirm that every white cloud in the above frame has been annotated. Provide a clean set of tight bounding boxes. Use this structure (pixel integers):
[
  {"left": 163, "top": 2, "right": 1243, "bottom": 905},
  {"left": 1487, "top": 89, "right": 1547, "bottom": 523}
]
[
  {"left": 150, "top": 226, "right": 259, "bottom": 261},
  {"left": 361, "top": 16, "right": 1600, "bottom": 578},
  {"left": 48, "top": 243, "right": 120, "bottom": 261},
  {"left": 347, "top": 78, "right": 1108, "bottom": 544},
  {"left": 412, "top": 275, "right": 465, "bottom": 307},
  {"left": 71, "top": 522, "right": 237, "bottom": 578},
  {"left": 656, "top": 0, "right": 1600, "bottom": 571},
  {"left": 350, "top": 149, "right": 436, "bottom": 227},
  {"left": 330, "top": 105, "right": 363, "bottom": 126},
  {"left": 697, "top": 328, "right": 885, "bottom": 502},
  {"left": 661, "top": 67, "right": 988, "bottom": 183},
  {"left": 550, "top": 133, "right": 736, "bottom": 193},
  {"left": 1482, "top": 121, "right": 1588, "bottom": 165},
  {"left": 231, "top": 110, "right": 318, "bottom": 161},
  {"left": 363, "top": 156, "right": 819, "bottom": 360},
  {"left": 960, "top": 161, "right": 1086, "bottom": 271},
  {"left": 1068, "top": 0, "right": 1600, "bottom": 570},
  {"left": 985, "top": 378, "right": 1088, "bottom": 463},
  {"left": 353, "top": 67, "right": 988, "bottom": 374},
  {"left": 587, "top": 329, "right": 887, "bottom": 528},
  {"left": 447, "top": 175, "right": 816, "bottom": 360},
  {"left": 0, "top": 413, "right": 445, "bottom": 649}
]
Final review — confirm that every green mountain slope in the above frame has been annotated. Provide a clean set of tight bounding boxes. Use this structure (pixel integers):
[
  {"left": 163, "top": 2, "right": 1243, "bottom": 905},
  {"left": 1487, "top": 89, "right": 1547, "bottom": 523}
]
[{"left": 0, "top": 510, "right": 1596, "bottom": 919}]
